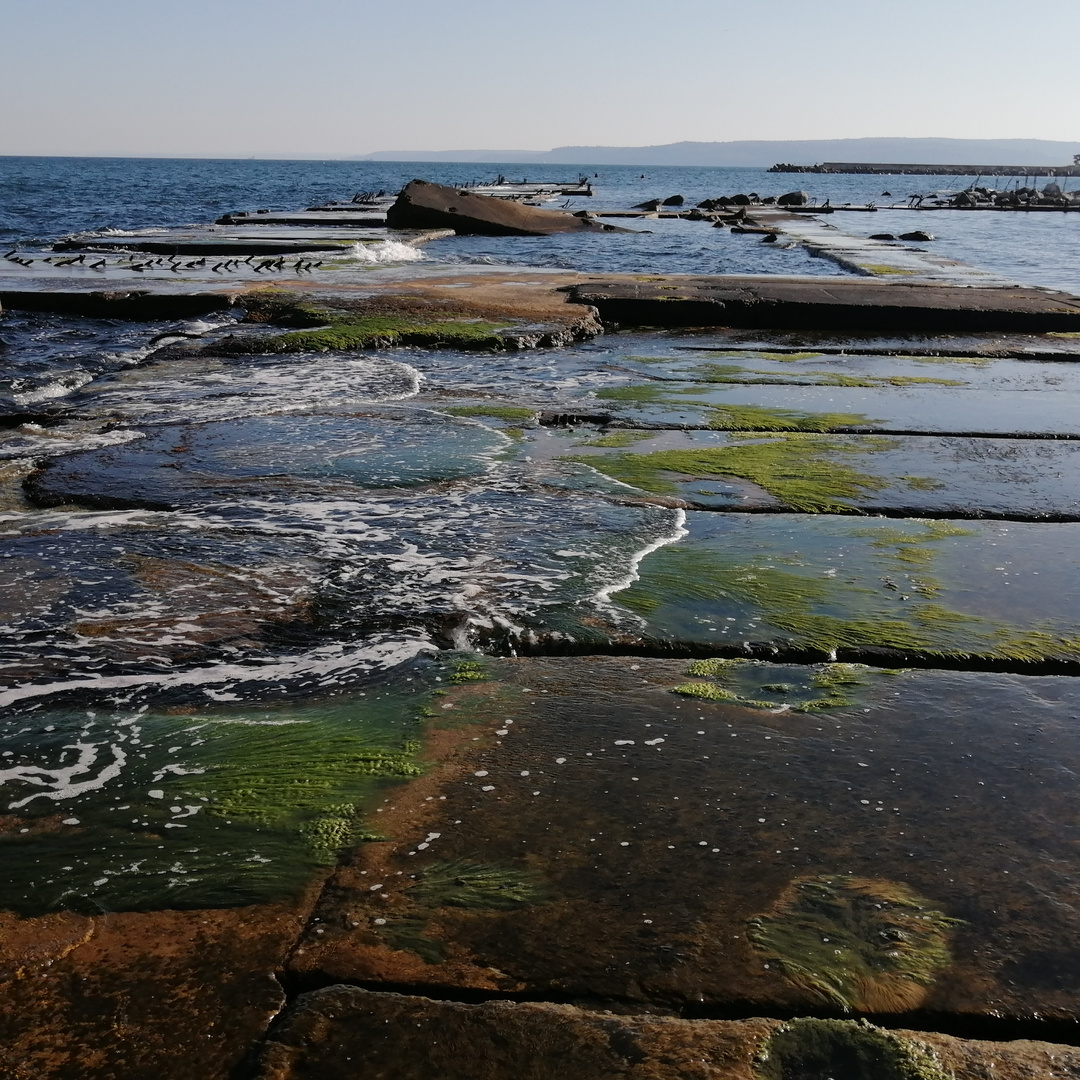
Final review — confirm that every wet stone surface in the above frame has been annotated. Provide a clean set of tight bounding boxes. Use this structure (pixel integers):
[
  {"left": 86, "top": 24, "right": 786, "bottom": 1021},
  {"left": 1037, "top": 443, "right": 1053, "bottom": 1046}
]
[
  {"left": 291, "top": 656, "right": 1080, "bottom": 1022},
  {"left": 613, "top": 513, "right": 1080, "bottom": 664}
]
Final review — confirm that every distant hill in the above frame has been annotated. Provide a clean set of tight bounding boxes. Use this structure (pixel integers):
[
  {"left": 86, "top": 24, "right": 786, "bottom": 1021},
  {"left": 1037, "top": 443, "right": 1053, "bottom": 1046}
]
[{"left": 361, "top": 138, "right": 1079, "bottom": 168}]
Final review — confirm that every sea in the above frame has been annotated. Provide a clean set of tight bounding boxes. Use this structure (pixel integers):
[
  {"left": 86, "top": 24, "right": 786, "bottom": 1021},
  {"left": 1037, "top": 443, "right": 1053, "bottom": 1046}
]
[{"left": 2, "top": 155, "right": 1079, "bottom": 913}]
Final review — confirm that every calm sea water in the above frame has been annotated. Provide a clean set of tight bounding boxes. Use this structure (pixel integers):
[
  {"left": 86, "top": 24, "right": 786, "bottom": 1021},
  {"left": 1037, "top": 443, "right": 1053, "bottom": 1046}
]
[{"left": 2, "top": 156, "right": 1078, "bottom": 289}]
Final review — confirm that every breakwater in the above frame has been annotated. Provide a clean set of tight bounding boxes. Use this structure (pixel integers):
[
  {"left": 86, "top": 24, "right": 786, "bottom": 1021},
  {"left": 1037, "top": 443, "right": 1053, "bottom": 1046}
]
[{"left": 771, "top": 160, "right": 1080, "bottom": 176}]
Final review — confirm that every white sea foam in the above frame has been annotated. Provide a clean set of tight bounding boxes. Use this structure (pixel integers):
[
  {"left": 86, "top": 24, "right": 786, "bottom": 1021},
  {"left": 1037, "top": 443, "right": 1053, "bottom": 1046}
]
[
  {"left": 348, "top": 239, "right": 428, "bottom": 264},
  {"left": 594, "top": 508, "right": 688, "bottom": 611},
  {"left": 0, "top": 635, "right": 435, "bottom": 709}
]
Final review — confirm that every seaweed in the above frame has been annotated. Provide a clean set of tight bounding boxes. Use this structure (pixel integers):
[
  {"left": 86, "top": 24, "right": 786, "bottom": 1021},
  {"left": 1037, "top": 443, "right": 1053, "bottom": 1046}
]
[
  {"left": 410, "top": 859, "right": 547, "bottom": 909},
  {"left": 380, "top": 917, "right": 447, "bottom": 964},
  {"left": 748, "top": 875, "right": 959, "bottom": 1012},
  {"left": 450, "top": 659, "right": 488, "bottom": 684},
  {"left": 755, "top": 1019, "right": 950, "bottom": 1080},
  {"left": 674, "top": 660, "right": 872, "bottom": 712}
]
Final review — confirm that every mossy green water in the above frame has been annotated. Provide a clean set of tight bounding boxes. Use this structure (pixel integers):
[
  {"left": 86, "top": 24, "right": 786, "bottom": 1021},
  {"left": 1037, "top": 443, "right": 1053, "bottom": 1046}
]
[
  {"left": 675, "top": 659, "right": 873, "bottom": 712},
  {"left": 756, "top": 1019, "right": 950, "bottom": 1080},
  {"left": 594, "top": 385, "right": 875, "bottom": 432},
  {"left": 566, "top": 434, "right": 914, "bottom": 513},
  {"left": 618, "top": 519, "right": 1080, "bottom": 663},
  {"left": 0, "top": 675, "right": 444, "bottom": 915},
  {"left": 659, "top": 362, "right": 963, "bottom": 389},
  {"left": 748, "top": 875, "right": 958, "bottom": 1012}
]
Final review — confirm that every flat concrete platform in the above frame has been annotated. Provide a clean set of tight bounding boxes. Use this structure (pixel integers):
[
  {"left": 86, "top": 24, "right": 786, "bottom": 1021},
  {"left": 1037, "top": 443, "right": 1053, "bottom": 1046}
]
[
  {"left": 564, "top": 275, "right": 1080, "bottom": 333},
  {"left": 3, "top": 261, "right": 1080, "bottom": 336}
]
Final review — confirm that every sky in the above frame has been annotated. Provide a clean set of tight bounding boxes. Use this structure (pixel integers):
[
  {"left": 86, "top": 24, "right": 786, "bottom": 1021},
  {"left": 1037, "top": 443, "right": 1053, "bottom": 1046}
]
[{"left": 1, "top": 0, "right": 1076, "bottom": 158}]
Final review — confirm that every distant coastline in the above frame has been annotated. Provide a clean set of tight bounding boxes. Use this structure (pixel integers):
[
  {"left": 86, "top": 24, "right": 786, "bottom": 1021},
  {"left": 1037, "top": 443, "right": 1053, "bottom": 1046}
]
[{"left": 360, "top": 137, "right": 1080, "bottom": 168}]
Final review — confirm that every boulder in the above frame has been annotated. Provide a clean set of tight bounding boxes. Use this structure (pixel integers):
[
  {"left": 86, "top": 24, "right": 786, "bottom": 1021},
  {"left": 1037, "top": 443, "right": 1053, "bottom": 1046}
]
[
  {"left": 661, "top": 195, "right": 684, "bottom": 206},
  {"left": 869, "top": 233, "right": 898, "bottom": 241},
  {"left": 386, "top": 180, "right": 624, "bottom": 236},
  {"left": 633, "top": 198, "right": 661, "bottom": 211},
  {"left": 900, "top": 230, "right": 935, "bottom": 242},
  {"left": 729, "top": 193, "right": 751, "bottom": 206},
  {"left": 777, "top": 190, "right": 809, "bottom": 206}
]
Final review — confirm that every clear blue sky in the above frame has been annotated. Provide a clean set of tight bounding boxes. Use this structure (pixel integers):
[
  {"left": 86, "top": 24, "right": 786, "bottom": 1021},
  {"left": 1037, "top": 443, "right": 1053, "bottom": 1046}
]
[{"left": 1, "top": 0, "right": 1075, "bottom": 157}]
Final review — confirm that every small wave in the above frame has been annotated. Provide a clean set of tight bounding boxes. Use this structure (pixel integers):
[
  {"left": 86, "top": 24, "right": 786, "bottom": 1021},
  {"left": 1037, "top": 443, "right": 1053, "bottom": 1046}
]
[
  {"left": 9, "top": 370, "right": 95, "bottom": 405},
  {"left": 348, "top": 239, "right": 428, "bottom": 264}
]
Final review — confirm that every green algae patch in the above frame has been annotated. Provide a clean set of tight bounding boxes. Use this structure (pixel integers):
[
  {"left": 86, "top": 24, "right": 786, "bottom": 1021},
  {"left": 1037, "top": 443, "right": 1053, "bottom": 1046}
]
[
  {"left": 675, "top": 660, "right": 873, "bottom": 712},
  {"left": 411, "top": 858, "right": 547, "bottom": 909},
  {"left": 0, "top": 677, "right": 448, "bottom": 915},
  {"left": 576, "top": 430, "right": 656, "bottom": 449},
  {"left": 756, "top": 1019, "right": 950, "bottom": 1080},
  {"left": 566, "top": 434, "right": 898, "bottom": 513},
  {"left": 858, "top": 264, "right": 918, "bottom": 276},
  {"left": 271, "top": 317, "right": 510, "bottom": 353},
  {"left": 594, "top": 384, "right": 875, "bottom": 432},
  {"left": 706, "top": 404, "right": 874, "bottom": 432},
  {"left": 441, "top": 405, "right": 537, "bottom": 421},
  {"left": 748, "top": 875, "right": 958, "bottom": 1012},
  {"left": 450, "top": 658, "right": 488, "bottom": 684},
  {"left": 231, "top": 290, "right": 512, "bottom": 352},
  {"left": 669, "top": 363, "right": 963, "bottom": 390}
]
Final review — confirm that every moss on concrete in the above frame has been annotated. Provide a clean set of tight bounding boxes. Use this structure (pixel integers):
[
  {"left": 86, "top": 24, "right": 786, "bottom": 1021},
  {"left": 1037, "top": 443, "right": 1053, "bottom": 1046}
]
[
  {"left": 756, "top": 1019, "right": 951, "bottom": 1080},
  {"left": 441, "top": 405, "right": 538, "bottom": 420},
  {"left": 674, "top": 660, "right": 872, "bottom": 712},
  {"left": 566, "top": 434, "right": 898, "bottom": 513},
  {"left": 748, "top": 875, "right": 958, "bottom": 1012}
]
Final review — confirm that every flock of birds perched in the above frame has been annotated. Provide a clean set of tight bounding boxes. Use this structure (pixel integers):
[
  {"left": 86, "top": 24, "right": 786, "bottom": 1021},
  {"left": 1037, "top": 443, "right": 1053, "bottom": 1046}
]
[{"left": 2, "top": 250, "right": 326, "bottom": 274}]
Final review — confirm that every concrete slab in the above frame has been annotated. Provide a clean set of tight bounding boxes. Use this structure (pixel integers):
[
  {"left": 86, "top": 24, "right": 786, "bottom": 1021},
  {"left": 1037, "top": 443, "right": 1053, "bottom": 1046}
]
[
  {"left": 559, "top": 429, "right": 1080, "bottom": 520},
  {"left": 565, "top": 277, "right": 1080, "bottom": 333},
  {"left": 613, "top": 512, "right": 1080, "bottom": 666},
  {"left": 287, "top": 656, "right": 1080, "bottom": 1023},
  {"left": 255, "top": 989, "right": 1080, "bottom": 1080}
]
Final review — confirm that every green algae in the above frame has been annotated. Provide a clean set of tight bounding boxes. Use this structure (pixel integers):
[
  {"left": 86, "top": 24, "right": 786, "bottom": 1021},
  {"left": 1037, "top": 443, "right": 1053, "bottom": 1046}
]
[
  {"left": 576, "top": 430, "right": 655, "bottom": 448},
  {"left": 706, "top": 404, "right": 874, "bottom": 432},
  {"left": 859, "top": 264, "right": 918, "bottom": 276},
  {"left": 232, "top": 290, "right": 511, "bottom": 352},
  {"left": 674, "top": 364, "right": 962, "bottom": 389},
  {"left": 380, "top": 917, "right": 447, "bottom": 964},
  {"left": 619, "top": 547, "right": 947, "bottom": 656},
  {"left": 566, "top": 434, "right": 897, "bottom": 513},
  {"left": 270, "top": 317, "right": 510, "bottom": 353},
  {"left": 756, "top": 1019, "right": 950, "bottom": 1080},
  {"left": 0, "top": 680, "right": 443, "bottom": 915},
  {"left": 450, "top": 658, "right": 488, "bottom": 684},
  {"left": 748, "top": 875, "right": 958, "bottom": 1012},
  {"left": 674, "top": 660, "right": 872, "bottom": 712},
  {"left": 441, "top": 405, "right": 537, "bottom": 421},
  {"left": 411, "top": 859, "right": 547, "bottom": 909}
]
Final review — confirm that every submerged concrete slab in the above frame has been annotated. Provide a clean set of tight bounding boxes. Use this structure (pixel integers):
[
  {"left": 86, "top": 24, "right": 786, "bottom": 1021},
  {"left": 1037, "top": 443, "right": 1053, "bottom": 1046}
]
[
  {"left": 287, "top": 657, "right": 1080, "bottom": 1023},
  {"left": 612, "top": 512, "right": 1080, "bottom": 666},
  {"left": 558, "top": 429, "right": 1080, "bottom": 520}
]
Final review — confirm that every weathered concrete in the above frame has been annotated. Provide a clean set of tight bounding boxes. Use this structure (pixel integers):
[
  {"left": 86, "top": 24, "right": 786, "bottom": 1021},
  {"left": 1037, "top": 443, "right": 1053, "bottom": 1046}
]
[
  {"left": 253, "top": 988, "right": 1080, "bottom": 1080},
  {"left": 386, "top": 179, "right": 629, "bottom": 236},
  {"left": 564, "top": 277, "right": 1080, "bottom": 333}
]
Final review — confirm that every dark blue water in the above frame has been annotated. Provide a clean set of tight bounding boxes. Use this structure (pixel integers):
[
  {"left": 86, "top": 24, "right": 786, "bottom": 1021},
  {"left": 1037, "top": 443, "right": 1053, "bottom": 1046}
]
[{"left": 3, "top": 156, "right": 1077, "bottom": 288}]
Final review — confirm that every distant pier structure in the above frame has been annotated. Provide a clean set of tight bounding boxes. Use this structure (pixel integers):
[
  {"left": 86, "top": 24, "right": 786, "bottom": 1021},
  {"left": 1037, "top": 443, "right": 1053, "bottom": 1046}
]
[{"left": 770, "top": 160, "right": 1080, "bottom": 177}]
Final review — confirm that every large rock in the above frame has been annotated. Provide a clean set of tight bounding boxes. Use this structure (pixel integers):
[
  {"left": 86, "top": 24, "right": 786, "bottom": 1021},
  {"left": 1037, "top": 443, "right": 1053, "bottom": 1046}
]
[
  {"left": 386, "top": 180, "right": 624, "bottom": 236},
  {"left": 777, "top": 190, "right": 810, "bottom": 206}
]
